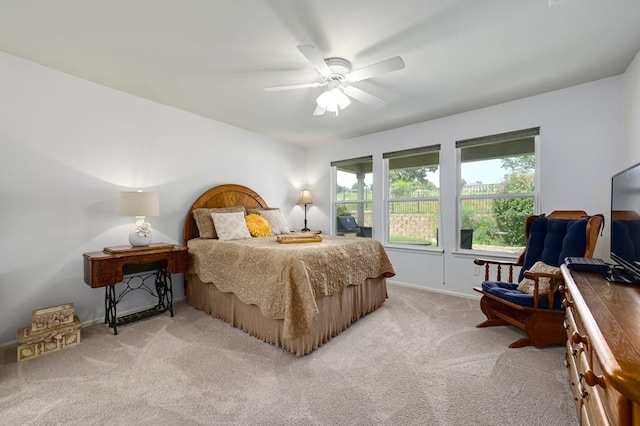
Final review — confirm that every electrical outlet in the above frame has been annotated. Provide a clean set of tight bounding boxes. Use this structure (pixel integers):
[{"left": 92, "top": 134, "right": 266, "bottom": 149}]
[{"left": 473, "top": 266, "right": 481, "bottom": 276}]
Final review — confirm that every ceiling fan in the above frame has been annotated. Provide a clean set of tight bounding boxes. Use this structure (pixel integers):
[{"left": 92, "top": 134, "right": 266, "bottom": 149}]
[{"left": 264, "top": 45, "right": 405, "bottom": 117}]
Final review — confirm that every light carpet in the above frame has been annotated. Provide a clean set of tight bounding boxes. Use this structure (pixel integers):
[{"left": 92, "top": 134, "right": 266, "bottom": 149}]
[{"left": 0, "top": 284, "right": 577, "bottom": 425}]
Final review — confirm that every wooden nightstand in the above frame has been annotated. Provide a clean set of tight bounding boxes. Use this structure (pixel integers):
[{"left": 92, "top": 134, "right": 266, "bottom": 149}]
[{"left": 83, "top": 243, "right": 188, "bottom": 334}]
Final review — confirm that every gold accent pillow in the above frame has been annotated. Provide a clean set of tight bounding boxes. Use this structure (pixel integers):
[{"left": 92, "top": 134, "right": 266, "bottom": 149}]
[
  {"left": 251, "top": 208, "right": 291, "bottom": 235},
  {"left": 245, "top": 214, "right": 272, "bottom": 237},
  {"left": 192, "top": 206, "right": 246, "bottom": 239},
  {"left": 517, "top": 261, "right": 562, "bottom": 295}
]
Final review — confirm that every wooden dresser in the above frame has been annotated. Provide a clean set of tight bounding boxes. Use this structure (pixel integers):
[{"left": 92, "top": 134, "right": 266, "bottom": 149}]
[{"left": 560, "top": 265, "right": 640, "bottom": 425}]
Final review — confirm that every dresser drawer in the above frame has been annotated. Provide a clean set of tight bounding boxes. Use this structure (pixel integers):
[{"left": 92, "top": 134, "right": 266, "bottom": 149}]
[
  {"left": 576, "top": 347, "right": 610, "bottom": 425},
  {"left": 580, "top": 403, "right": 592, "bottom": 426},
  {"left": 591, "top": 355, "right": 634, "bottom": 425},
  {"left": 565, "top": 285, "right": 633, "bottom": 425},
  {"left": 561, "top": 267, "right": 640, "bottom": 426},
  {"left": 566, "top": 341, "right": 581, "bottom": 403}
]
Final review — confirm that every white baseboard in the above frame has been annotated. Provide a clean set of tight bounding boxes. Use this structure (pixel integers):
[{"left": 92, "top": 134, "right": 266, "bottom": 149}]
[{"left": 387, "top": 280, "right": 481, "bottom": 301}]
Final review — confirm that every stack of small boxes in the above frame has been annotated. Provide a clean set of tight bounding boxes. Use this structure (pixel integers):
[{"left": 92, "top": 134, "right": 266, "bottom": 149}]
[{"left": 17, "top": 303, "right": 81, "bottom": 362}]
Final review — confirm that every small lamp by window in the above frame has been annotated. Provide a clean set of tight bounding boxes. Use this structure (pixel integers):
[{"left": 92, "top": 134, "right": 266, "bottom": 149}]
[
  {"left": 298, "top": 189, "right": 314, "bottom": 232},
  {"left": 118, "top": 191, "right": 159, "bottom": 247}
]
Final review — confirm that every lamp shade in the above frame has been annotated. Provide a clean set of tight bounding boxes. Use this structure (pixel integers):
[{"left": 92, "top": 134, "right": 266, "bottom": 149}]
[
  {"left": 298, "top": 189, "right": 314, "bottom": 205},
  {"left": 118, "top": 191, "right": 159, "bottom": 217}
]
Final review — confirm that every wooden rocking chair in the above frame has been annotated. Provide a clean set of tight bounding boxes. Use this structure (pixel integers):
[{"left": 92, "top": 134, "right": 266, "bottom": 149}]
[{"left": 473, "top": 210, "right": 603, "bottom": 348}]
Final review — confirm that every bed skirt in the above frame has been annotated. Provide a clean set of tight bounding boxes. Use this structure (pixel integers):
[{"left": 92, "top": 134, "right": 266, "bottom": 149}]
[{"left": 186, "top": 273, "right": 388, "bottom": 356}]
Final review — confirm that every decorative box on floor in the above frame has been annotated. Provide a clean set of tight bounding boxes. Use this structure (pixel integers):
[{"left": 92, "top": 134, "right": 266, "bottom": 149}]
[
  {"left": 31, "top": 303, "right": 75, "bottom": 332},
  {"left": 17, "top": 303, "right": 81, "bottom": 362}
]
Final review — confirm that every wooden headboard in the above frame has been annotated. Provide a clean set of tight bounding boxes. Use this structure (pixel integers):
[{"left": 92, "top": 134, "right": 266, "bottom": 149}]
[{"left": 182, "top": 184, "right": 268, "bottom": 244}]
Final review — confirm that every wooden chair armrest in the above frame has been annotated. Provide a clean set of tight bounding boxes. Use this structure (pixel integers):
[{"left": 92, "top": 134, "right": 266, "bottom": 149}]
[
  {"left": 474, "top": 258, "right": 520, "bottom": 267},
  {"left": 523, "top": 271, "right": 564, "bottom": 309},
  {"left": 523, "top": 271, "right": 564, "bottom": 280},
  {"left": 474, "top": 258, "right": 522, "bottom": 283}
]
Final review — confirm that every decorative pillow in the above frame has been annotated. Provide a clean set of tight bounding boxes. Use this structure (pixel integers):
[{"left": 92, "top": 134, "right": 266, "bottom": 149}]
[
  {"left": 257, "top": 209, "right": 291, "bottom": 235},
  {"left": 193, "top": 206, "right": 246, "bottom": 239},
  {"left": 245, "top": 214, "right": 272, "bottom": 237},
  {"left": 210, "top": 211, "right": 252, "bottom": 241},
  {"left": 517, "top": 261, "right": 562, "bottom": 295}
]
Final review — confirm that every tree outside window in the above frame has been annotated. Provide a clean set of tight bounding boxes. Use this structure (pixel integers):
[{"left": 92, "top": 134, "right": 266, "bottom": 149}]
[{"left": 458, "top": 128, "right": 538, "bottom": 253}]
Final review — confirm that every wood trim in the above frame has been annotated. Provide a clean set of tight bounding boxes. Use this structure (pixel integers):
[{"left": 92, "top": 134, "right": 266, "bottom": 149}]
[
  {"left": 182, "top": 184, "right": 268, "bottom": 244},
  {"left": 103, "top": 243, "right": 175, "bottom": 255}
]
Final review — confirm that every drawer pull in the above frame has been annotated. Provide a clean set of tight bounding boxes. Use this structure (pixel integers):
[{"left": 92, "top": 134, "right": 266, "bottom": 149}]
[
  {"left": 571, "top": 332, "right": 589, "bottom": 346},
  {"left": 583, "top": 370, "right": 606, "bottom": 389},
  {"left": 563, "top": 298, "right": 573, "bottom": 309}
]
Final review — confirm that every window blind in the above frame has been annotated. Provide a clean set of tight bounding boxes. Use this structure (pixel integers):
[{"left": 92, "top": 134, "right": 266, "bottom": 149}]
[
  {"left": 383, "top": 145, "right": 440, "bottom": 169},
  {"left": 456, "top": 128, "right": 538, "bottom": 162}
]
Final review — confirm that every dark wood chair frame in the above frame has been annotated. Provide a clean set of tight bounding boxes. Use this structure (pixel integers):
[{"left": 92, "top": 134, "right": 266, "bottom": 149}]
[{"left": 473, "top": 210, "right": 603, "bottom": 348}]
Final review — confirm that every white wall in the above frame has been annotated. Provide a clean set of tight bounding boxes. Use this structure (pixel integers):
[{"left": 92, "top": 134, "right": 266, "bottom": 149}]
[
  {"left": 305, "top": 76, "right": 625, "bottom": 297},
  {"left": 624, "top": 49, "right": 640, "bottom": 164},
  {"left": 3, "top": 46, "right": 638, "bottom": 347},
  {"left": 0, "top": 52, "right": 306, "bottom": 346}
]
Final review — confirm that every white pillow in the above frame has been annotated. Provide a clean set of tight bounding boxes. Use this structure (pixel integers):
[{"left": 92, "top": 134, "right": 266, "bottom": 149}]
[
  {"left": 210, "top": 211, "right": 252, "bottom": 241},
  {"left": 258, "top": 209, "right": 291, "bottom": 235},
  {"left": 517, "top": 261, "right": 562, "bottom": 295}
]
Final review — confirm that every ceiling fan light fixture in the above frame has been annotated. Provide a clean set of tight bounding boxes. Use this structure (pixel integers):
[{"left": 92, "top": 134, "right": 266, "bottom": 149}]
[
  {"left": 266, "top": 45, "right": 404, "bottom": 117},
  {"left": 316, "top": 88, "right": 351, "bottom": 113}
]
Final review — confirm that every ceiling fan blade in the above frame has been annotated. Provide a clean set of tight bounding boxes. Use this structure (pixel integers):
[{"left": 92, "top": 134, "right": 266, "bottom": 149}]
[
  {"left": 313, "top": 104, "right": 326, "bottom": 116},
  {"left": 346, "top": 56, "right": 405, "bottom": 82},
  {"left": 264, "top": 82, "right": 325, "bottom": 92},
  {"left": 297, "top": 45, "right": 333, "bottom": 77},
  {"left": 343, "top": 86, "right": 387, "bottom": 109}
]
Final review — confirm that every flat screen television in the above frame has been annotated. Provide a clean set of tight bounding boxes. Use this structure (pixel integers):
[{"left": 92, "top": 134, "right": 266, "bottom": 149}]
[{"left": 610, "top": 161, "right": 640, "bottom": 284}]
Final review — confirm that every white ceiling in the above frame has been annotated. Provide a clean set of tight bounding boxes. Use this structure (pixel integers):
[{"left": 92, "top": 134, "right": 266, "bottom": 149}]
[{"left": 1, "top": 1, "right": 640, "bottom": 147}]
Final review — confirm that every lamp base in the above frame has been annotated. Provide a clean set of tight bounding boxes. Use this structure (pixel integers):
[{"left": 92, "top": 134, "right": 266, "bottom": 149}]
[
  {"left": 129, "top": 229, "right": 152, "bottom": 247},
  {"left": 301, "top": 228, "right": 310, "bottom": 232}
]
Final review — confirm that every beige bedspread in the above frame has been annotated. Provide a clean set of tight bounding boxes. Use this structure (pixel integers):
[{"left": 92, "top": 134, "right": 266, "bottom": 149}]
[{"left": 188, "top": 235, "right": 395, "bottom": 339}]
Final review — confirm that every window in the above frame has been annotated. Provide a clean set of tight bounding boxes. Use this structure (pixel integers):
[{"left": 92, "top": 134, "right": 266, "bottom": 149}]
[
  {"left": 384, "top": 145, "right": 440, "bottom": 246},
  {"left": 332, "top": 156, "right": 373, "bottom": 237},
  {"left": 456, "top": 127, "right": 538, "bottom": 253}
]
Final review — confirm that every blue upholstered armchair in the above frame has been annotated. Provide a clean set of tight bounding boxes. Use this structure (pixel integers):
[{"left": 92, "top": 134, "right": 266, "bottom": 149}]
[{"left": 473, "top": 211, "right": 603, "bottom": 348}]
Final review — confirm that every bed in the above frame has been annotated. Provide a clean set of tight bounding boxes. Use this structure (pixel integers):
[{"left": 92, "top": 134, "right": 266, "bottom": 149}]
[{"left": 182, "top": 184, "right": 395, "bottom": 355}]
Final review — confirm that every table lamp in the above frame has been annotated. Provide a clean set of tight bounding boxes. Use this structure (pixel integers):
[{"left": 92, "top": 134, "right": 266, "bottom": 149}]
[
  {"left": 298, "top": 189, "right": 314, "bottom": 232},
  {"left": 118, "top": 191, "right": 159, "bottom": 247}
]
